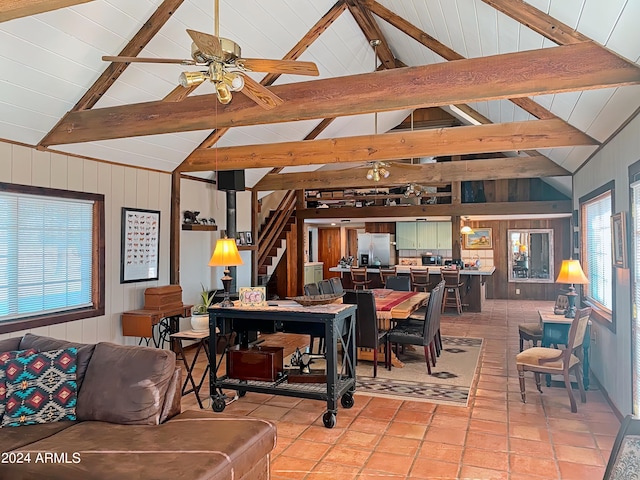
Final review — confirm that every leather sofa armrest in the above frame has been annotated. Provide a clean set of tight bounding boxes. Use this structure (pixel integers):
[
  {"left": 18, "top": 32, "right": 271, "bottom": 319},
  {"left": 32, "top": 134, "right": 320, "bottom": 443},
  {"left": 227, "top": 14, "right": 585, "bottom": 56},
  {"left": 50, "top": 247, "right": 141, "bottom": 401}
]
[{"left": 160, "top": 366, "right": 183, "bottom": 423}]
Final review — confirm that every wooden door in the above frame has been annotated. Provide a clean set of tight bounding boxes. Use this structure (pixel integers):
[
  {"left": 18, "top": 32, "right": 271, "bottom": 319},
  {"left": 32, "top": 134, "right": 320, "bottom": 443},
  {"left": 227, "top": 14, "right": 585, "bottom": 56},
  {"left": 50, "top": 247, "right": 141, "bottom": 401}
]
[
  {"left": 346, "top": 228, "right": 358, "bottom": 258},
  {"left": 318, "top": 228, "right": 342, "bottom": 279}
]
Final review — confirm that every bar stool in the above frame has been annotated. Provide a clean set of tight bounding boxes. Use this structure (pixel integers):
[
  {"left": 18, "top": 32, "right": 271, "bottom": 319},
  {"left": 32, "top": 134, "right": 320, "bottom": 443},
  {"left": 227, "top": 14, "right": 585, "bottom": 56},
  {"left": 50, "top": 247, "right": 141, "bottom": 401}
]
[
  {"left": 379, "top": 266, "right": 397, "bottom": 286},
  {"left": 170, "top": 329, "right": 212, "bottom": 409},
  {"left": 410, "top": 267, "right": 431, "bottom": 292},
  {"left": 350, "top": 266, "right": 371, "bottom": 290},
  {"left": 441, "top": 268, "right": 464, "bottom": 314}
]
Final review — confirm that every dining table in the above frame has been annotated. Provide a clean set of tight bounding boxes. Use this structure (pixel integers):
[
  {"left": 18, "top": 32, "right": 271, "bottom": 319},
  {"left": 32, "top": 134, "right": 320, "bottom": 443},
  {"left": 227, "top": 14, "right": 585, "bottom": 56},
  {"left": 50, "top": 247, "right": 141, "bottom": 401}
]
[{"left": 357, "top": 289, "right": 430, "bottom": 368}]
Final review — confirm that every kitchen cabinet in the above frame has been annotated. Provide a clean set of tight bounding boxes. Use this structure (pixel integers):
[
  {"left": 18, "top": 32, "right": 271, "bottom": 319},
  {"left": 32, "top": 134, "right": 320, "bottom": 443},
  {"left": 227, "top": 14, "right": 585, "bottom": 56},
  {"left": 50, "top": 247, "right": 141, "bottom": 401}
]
[
  {"left": 395, "top": 222, "right": 417, "bottom": 249},
  {"left": 304, "top": 263, "right": 324, "bottom": 284},
  {"left": 396, "top": 221, "right": 452, "bottom": 250}
]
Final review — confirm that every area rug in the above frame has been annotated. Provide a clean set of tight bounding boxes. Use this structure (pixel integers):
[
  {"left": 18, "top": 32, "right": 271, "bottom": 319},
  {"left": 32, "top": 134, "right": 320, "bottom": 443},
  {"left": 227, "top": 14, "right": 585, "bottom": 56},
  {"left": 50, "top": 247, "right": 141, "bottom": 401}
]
[{"left": 355, "top": 336, "right": 483, "bottom": 406}]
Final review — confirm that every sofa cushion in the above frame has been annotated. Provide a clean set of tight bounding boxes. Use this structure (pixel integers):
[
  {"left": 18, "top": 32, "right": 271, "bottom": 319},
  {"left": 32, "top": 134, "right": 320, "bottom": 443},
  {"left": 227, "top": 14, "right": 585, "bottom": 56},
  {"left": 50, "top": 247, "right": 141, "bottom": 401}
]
[
  {"left": 2, "top": 347, "right": 78, "bottom": 427},
  {"left": 0, "top": 337, "right": 21, "bottom": 353},
  {"left": 2, "top": 411, "right": 276, "bottom": 480},
  {"left": 0, "top": 348, "right": 37, "bottom": 421},
  {"left": 76, "top": 342, "right": 175, "bottom": 425},
  {"left": 0, "top": 420, "right": 77, "bottom": 454},
  {"left": 19, "top": 334, "right": 95, "bottom": 392}
]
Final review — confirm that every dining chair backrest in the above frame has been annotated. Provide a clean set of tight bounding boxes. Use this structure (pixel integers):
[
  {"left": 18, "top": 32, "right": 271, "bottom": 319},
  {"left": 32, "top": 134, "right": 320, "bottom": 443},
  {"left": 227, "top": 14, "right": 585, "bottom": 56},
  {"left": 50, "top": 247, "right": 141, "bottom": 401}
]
[
  {"left": 410, "top": 267, "right": 431, "bottom": 292},
  {"left": 423, "top": 281, "right": 445, "bottom": 340},
  {"left": 304, "top": 283, "right": 320, "bottom": 296},
  {"left": 379, "top": 267, "right": 397, "bottom": 284},
  {"left": 350, "top": 266, "right": 368, "bottom": 281},
  {"left": 441, "top": 268, "right": 461, "bottom": 286},
  {"left": 569, "top": 307, "right": 592, "bottom": 353},
  {"left": 385, "top": 275, "right": 411, "bottom": 291},
  {"left": 343, "top": 289, "right": 378, "bottom": 350},
  {"left": 329, "top": 276, "right": 344, "bottom": 295},
  {"left": 318, "top": 279, "right": 334, "bottom": 295}
]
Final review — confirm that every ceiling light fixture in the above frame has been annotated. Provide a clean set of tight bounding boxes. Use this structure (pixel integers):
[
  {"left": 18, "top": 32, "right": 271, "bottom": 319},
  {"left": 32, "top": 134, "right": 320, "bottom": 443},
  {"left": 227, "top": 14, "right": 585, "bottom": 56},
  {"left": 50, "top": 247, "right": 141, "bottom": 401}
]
[
  {"left": 460, "top": 216, "right": 474, "bottom": 235},
  {"left": 404, "top": 184, "right": 423, "bottom": 198},
  {"left": 366, "top": 161, "right": 390, "bottom": 182}
]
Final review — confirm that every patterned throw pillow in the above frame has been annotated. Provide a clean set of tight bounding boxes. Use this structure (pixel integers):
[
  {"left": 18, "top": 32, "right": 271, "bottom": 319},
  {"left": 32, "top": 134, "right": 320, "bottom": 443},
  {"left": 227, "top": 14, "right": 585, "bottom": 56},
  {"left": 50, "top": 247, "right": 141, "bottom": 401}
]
[
  {"left": 1, "top": 348, "right": 77, "bottom": 427},
  {"left": 0, "top": 349, "right": 37, "bottom": 421}
]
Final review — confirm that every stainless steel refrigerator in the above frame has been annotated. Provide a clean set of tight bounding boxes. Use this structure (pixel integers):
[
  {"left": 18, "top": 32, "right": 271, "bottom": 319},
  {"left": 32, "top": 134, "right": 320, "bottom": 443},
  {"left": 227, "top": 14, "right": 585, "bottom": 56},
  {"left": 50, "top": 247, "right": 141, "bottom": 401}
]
[{"left": 357, "top": 233, "right": 397, "bottom": 267}]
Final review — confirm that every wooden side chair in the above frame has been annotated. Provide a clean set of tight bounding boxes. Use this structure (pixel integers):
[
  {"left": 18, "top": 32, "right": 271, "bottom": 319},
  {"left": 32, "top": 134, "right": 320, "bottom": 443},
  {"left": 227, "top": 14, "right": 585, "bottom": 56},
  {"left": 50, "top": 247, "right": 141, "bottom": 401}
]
[
  {"left": 518, "top": 294, "right": 569, "bottom": 352},
  {"left": 350, "top": 266, "right": 371, "bottom": 290},
  {"left": 409, "top": 267, "right": 431, "bottom": 292},
  {"left": 441, "top": 268, "right": 464, "bottom": 314},
  {"left": 515, "top": 307, "right": 591, "bottom": 413}
]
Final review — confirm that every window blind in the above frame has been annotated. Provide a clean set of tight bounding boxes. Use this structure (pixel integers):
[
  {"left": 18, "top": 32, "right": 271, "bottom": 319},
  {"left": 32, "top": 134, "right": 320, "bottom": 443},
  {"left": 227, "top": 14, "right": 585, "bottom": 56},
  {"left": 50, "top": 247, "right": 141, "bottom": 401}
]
[
  {"left": 0, "top": 192, "right": 93, "bottom": 322},
  {"left": 582, "top": 191, "right": 612, "bottom": 310},
  {"left": 632, "top": 180, "right": 640, "bottom": 415}
]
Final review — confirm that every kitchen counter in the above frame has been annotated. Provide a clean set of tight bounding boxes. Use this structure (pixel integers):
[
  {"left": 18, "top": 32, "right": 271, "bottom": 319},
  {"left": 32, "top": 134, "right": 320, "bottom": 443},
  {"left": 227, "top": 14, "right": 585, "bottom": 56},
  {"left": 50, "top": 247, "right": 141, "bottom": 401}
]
[
  {"left": 329, "top": 265, "right": 495, "bottom": 275},
  {"left": 328, "top": 265, "right": 495, "bottom": 312}
]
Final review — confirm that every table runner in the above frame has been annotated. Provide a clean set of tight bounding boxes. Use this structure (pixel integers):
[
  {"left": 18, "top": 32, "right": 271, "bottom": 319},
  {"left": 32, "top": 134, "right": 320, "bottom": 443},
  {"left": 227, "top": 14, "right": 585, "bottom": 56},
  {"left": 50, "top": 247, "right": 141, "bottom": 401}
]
[{"left": 373, "top": 290, "right": 417, "bottom": 311}]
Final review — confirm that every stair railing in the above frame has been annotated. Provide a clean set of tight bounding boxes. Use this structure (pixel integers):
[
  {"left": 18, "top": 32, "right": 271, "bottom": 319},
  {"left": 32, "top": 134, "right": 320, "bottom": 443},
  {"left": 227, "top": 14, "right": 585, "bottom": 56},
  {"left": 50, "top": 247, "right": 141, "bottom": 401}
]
[{"left": 258, "top": 190, "right": 297, "bottom": 270}]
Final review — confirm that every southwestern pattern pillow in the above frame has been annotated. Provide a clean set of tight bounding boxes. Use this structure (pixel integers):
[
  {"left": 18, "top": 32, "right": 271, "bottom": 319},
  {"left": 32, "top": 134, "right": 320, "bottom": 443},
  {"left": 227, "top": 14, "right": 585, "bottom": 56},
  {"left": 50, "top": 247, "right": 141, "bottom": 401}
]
[
  {"left": 2, "top": 347, "right": 77, "bottom": 427},
  {"left": 0, "top": 349, "right": 37, "bottom": 421}
]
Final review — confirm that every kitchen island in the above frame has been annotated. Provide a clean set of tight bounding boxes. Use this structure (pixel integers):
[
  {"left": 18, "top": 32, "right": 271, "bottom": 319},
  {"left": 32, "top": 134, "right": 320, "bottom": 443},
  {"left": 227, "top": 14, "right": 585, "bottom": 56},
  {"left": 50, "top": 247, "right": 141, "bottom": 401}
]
[{"left": 328, "top": 265, "right": 495, "bottom": 312}]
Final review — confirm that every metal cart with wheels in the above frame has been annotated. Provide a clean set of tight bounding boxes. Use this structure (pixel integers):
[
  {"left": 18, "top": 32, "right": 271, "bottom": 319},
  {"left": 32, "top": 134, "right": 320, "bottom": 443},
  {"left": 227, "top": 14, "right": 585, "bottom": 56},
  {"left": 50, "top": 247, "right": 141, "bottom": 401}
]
[{"left": 208, "top": 302, "right": 357, "bottom": 428}]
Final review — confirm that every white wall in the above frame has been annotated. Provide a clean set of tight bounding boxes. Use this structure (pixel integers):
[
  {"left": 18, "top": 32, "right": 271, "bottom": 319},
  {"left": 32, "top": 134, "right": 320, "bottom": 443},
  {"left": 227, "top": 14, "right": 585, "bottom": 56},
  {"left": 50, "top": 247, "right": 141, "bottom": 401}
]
[
  {"left": 573, "top": 113, "right": 640, "bottom": 415},
  {"left": 0, "top": 142, "right": 253, "bottom": 345}
]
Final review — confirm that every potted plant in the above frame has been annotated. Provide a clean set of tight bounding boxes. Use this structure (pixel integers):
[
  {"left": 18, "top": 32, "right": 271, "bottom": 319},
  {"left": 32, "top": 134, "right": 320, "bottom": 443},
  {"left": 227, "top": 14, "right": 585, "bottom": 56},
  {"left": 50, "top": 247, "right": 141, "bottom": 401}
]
[{"left": 191, "top": 284, "right": 214, "bottom": 332}]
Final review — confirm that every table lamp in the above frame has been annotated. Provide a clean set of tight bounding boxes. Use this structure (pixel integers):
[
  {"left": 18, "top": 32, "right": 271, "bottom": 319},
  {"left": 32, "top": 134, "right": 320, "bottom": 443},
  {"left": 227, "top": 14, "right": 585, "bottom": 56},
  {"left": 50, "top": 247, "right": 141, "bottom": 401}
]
[
  {"left": 555, "top": 259, "right": 589, "bottom": 318},
  {"left": 208, "top": 237, "right": 244, "bottom": 308}
]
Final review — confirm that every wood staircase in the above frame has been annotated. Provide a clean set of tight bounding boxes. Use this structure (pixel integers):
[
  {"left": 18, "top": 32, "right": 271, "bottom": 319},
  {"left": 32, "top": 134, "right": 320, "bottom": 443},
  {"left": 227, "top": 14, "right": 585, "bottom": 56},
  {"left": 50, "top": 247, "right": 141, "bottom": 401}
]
[{"left": 257, "top": 190, "right": 297, "bottom": 281}]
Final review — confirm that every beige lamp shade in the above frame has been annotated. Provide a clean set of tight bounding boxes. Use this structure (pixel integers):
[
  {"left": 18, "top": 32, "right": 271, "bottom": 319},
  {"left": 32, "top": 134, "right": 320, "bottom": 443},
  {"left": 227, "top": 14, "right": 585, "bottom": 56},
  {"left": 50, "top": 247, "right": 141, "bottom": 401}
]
[
  {"left": 556, "top": 259, "right": 589, "bottom": 285},
  {"left": 208, "top": 238, "right": 243, "bottom": 267},
  {"left": 460, "top": 225, "right": 474, "bottom": 235}
]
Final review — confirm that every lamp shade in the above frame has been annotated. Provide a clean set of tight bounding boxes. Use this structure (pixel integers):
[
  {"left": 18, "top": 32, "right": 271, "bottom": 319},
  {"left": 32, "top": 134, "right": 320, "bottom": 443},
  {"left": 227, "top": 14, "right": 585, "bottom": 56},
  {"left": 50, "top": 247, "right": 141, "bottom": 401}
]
[
  {"left": 460, "top": 225, "right": 474, "bottom": 235},
  {"left": 208, "top": 238, "right": 243, "bottom": 267},
  {"left": 556, "top": 259, "right": 589, "bottom": 285}
]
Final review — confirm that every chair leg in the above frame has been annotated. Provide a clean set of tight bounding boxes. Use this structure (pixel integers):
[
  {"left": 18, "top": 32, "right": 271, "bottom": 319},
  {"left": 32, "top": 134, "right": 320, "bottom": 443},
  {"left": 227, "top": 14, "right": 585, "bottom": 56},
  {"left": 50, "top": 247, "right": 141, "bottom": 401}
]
[
  {"left": 373, "top": 348, "right": 378, "bottom": 378},
  {"left": 518, "top": 367, "right": 526, "bottom": 403},
  {"left": 563, "top": 370, "right": 577, "bottom": 413},
  {"left": 534, "top": 372, "right": 542, "bottom": 393},
  {"left": 429, "top": 342, "right": 437, "bottom": 367},
  {"left": 423, "top": 345, "right": 432, "bottom": 374},
  {"left": 455, "top": 289, "right": 462, "bottom": 314},
  {"left": 437, "top": 330, "right": 443, "bottom": 353},
  {"left": 574, "top": 365, "right": 587, "bottom": 403}
]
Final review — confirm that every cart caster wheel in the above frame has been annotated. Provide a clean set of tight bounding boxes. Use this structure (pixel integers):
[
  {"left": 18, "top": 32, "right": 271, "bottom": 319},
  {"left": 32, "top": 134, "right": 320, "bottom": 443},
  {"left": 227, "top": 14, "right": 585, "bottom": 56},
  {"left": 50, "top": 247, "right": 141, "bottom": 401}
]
[
  {"left": 322, "top": 411, "right": 336, "bottom": 429},
  {"left": 340, "top": 393, "right": 354, "bottom": 409},
  {"left": 212, "top": 397, "right": 226, "bottom": 412},
  {"left": 237, "top": 390, "right": 246, "bottom": 397}
]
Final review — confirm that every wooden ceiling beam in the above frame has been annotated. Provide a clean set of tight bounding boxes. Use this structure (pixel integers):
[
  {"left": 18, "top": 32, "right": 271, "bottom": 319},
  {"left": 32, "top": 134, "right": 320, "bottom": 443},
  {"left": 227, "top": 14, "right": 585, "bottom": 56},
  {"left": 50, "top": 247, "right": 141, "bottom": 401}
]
[
  {"left": 183, "top": 119, "right": 594, "bottom": 172},
  {"left": 0, "top": 0, "right": 93, "bottom": 22},
  {"left": 255, "top": 155, "right": 570, "bottom": 191},
  {"left": 346, "top": 0, "right": 396, "bottom": 69},
  {"left": 297, "top": 200, "right": 572, "bottom": 219},
  {"left": 42, "top": 42, "right": 640, "bottom": 146},
  {"left": 480, "top": 0, "right": 591, "bottom": 45}
]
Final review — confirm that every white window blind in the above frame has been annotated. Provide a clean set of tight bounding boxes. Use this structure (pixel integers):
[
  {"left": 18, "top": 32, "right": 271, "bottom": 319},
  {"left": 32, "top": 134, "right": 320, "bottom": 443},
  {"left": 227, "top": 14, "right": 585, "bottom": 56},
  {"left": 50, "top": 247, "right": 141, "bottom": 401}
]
[
  {"left": 582, "top": 191, "right": 612, "bottom": 310},
  {"left": 0, "top": 192, "right": 94, "bottom": 322},
  {"left": 632, "top": 180, "right": 640, "bottom": 415}
]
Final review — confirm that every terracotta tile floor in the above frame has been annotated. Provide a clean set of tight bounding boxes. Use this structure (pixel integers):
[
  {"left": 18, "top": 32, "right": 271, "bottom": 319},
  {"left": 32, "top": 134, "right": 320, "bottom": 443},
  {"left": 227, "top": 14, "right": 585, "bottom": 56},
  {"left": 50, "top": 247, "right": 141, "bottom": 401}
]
[{"left": 180, "top": 299, "right": 618, "bottom": 479}]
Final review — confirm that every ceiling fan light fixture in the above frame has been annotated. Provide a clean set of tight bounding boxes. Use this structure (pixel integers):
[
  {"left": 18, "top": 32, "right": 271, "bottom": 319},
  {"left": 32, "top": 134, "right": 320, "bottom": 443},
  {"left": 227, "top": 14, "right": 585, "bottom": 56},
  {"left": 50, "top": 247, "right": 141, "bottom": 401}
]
[
  {"left": 379, "top": 167, "right": 390, "bottom": 179},
  {"left": 216, "top": 82, "right": 232, "bottom": 104},
  {"left": 223, "top": 72, "right": 244, "bottom": 92},
  {"left": 179, "top": 71, "right": 206, "bottom": 87},
  {"left": 366, "top": 169, "right": 374, "bottom": 181}
]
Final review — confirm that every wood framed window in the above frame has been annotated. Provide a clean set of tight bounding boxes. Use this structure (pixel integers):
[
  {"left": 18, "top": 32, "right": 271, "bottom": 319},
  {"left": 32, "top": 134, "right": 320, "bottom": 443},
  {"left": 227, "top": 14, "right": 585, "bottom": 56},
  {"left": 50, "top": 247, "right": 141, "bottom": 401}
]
[{"left": 0, "top": 183, "right": 105, "bottom": 333}]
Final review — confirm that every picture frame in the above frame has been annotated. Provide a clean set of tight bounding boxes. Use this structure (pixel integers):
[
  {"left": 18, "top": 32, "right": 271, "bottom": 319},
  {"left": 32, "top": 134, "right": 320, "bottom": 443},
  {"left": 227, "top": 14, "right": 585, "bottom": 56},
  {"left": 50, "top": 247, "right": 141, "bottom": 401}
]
[
  {"left": 245, "top": 231, "right": 253, "bottom": 245},
  {"left": 463, "top": 227, "right": 493, "bottom": 249},
  {"left": 611, "top": 212, "right": 628, "bottom": 268},
  {"left": 239, "top": 287, "right": 267, "bottom": 307},
  {"left": 120, "top": 207, "right": 160, "bottom": 283},
  {"left": 238, "top": 231, "right": 246, "bottom": 245}
]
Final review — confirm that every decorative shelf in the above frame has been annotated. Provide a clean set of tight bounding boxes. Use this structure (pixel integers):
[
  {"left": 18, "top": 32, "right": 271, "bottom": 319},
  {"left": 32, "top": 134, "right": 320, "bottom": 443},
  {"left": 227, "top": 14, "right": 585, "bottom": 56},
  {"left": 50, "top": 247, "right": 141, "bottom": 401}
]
[
  {"left": 238, "top": 245, "right": 257, "bottom": 251},
  {"left": 181, "top": 224, "right": 217, "bottom": 231}
]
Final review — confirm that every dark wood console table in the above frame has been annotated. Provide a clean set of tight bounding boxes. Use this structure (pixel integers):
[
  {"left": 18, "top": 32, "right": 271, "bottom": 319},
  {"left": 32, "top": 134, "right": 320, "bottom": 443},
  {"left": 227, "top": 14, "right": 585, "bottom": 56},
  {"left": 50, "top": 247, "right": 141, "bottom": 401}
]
[{"left": 208, "top": 302, "right": 357, "bottom": 428}]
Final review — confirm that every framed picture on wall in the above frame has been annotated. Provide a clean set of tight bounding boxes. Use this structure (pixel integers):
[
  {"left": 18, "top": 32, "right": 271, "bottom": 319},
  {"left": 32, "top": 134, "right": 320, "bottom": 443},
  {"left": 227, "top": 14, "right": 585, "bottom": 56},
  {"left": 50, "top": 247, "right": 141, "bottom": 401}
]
[
  {"left": 245, "top": 231, "right": 253, "bottom": 245},
  {"left": 463, "top": 228, "right": 493, "bottom": 249},
  {"left": 611, "top": 212, "right": 628, "bottom": 268},
  {"left": 120, "top": 207, "right": 160, "bottom": 283}
]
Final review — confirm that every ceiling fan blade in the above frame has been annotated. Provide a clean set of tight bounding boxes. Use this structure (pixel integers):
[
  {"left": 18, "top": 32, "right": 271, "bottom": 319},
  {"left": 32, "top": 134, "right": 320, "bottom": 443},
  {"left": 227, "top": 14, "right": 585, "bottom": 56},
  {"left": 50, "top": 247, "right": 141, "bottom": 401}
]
[
  {"left": 102, "top": 56, "right": 196, "bottom": 65},
  {"left": 238, "top": 58, "right": 319, "bottom": 76},
  {"left": 240, "top": 75, "right": 284, "bottom": 110},
  {"left": 186, "top": 29, "right": 223, "bottom": 60}
]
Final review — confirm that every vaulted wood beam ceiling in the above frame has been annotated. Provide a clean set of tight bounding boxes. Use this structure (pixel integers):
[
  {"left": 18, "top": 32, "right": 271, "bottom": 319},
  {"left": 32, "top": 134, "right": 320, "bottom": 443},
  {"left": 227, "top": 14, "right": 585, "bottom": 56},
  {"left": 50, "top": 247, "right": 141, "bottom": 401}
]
[
  {"left": 297, "top": 200, "right": 572, "bottom": 220},
  {"left": 0, "top": 0, "right": 93, "bottom": 22},
  {"left": 346, "top": 0, "right": 395, "bottom": 69},
  {"left": 183, "top": 119, "right": 595, "bottom": 172},
  {"left": 255, "top": 156, "right": 569, "bottom": 191},
  {"left": 42, "top": 42, "right": 640, "bottom": 146}
]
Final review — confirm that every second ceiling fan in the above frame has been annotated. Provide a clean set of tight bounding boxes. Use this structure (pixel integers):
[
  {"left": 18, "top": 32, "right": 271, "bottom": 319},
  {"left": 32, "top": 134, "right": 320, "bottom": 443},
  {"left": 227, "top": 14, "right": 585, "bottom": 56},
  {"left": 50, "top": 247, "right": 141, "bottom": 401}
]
[{"left": 103, "top": 0, "right": 319, "bottom": 109}]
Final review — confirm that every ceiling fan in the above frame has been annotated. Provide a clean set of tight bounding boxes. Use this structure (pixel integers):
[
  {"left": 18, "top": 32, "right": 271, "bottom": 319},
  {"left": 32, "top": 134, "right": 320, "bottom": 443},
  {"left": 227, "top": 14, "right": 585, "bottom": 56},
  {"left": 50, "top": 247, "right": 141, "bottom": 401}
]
[{"left": 102, "top": 0, "right": 319, "bottom": 109}]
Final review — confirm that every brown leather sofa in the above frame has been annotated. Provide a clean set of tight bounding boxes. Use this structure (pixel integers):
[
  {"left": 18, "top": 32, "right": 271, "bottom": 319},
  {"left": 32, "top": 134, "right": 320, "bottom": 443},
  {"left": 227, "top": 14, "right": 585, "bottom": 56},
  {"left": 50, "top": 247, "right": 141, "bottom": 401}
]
[{"left": 0, "top": 334, "right": 275, "bottom": 480}]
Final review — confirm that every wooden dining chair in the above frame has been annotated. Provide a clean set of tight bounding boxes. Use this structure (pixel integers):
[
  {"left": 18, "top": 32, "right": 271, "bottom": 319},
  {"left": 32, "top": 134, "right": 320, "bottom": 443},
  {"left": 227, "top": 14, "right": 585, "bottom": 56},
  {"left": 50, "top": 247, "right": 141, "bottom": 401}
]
[
  {"left": 378, "top": 266, "right": 397, "bottom": 285},
  {"left": 386, "top": 281, "right": 445, "bottom": 374},
  {"left": 516, "top": 307, "right": 591, "bottom": 413},
  {"left": 409, "top": 267, "right": 431, "bottom": 292},
  {"left": 350, "top": 266, "right": 371, "bottom": 290},
  {"left": 343, "top": 289, "right": 389, "bottom": 377}
]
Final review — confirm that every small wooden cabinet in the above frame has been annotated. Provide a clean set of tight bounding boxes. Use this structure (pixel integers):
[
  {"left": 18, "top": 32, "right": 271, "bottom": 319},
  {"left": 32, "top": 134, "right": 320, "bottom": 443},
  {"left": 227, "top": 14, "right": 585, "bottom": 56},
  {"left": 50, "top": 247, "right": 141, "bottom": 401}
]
[{"left": 304, "top": 263, "right": 324, "bottom": 284}]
